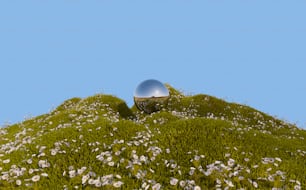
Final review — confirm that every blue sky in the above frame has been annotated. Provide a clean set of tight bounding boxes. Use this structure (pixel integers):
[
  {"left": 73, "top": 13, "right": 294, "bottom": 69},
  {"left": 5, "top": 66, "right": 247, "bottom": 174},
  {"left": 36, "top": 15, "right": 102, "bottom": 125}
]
[{"left": 0, "top": 0, "right": 305, "bottom": 128}]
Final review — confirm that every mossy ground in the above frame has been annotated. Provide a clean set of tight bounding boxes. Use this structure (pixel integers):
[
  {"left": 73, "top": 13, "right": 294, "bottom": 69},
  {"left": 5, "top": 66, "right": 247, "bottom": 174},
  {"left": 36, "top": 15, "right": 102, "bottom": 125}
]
[{"left": 0, "top": 86, "right": 305, "bottom": 189}]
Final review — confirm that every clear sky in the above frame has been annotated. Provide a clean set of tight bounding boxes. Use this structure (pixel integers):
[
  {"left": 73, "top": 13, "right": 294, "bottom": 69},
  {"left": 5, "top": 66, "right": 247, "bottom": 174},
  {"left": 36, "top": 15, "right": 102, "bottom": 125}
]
[{"left": 0, "top": 0, "right": 305, "bottom": 128}]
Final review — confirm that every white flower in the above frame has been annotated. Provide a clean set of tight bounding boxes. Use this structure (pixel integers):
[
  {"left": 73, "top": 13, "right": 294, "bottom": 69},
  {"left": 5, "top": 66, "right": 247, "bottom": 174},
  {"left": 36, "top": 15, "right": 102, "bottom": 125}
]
[
  {"left": 188, "top": 180, "right": 195, "bottom": 185},
  {"left": 152, "top": 183, "right": 161, "bottom": 190},
  {"left": 29, "top": 169, "right": 34, "bottom": 174},
  {"left": 32, "top": 175, "right": 40, "bottom": 182},
  {"left": 96, "top": 155, "right": 104, "bottom": 161},
  {"left": 170, "top": 177, "right": 178, "bottom": 186},
  {"left": 77, "top": 169, "right": 84, "bottom": 175},
  {"left": 77, "top": 168, "right": 86, "bottom": 175},
  {"left": 189, "top": 167, "right": 196, "bottom": 176},
  {"left": 16, "top": 179, "right": 22, "bottom": 186},
  {"left": 215, "top": 160, "right": 221, "bottom": 164},
  {"left": 41, "top": 173, "right": 48, "bottom": 177},
  {"left": 38, "top": 160, "right": 50, "bottom": 168},
  {"left": 89, "top": 171, "right": 96, "bottom": 177},
  {"left": 115, "top": 175, "right": 122, "bottom": 179},
  {"left": 50, "top": 149, "right": 57, "bottom": 156},
  {"left": 2, "top": 159, "right": 10, "bottom": 164},
  {"left": 69, "top": 170, "right": 76, "bottom": 178},
  {"left": 268, "top": 175, "right": 274, "bottom": 182},
  {"left": 95, "top": 180, "right": 102, "bottom": 187},
  {"left": 216, "top": 178, "right": 221, "bottom": 185},
  {"left": 140, "top": 155, "right": 147, "bottom": 162},
  {"left": 27, "top": 159, "right": 33, "bottom": 164},
  {"left": 82, "top": 174, "right": 90, "bottom": 185},
  {"left": 194, "top": 186, "right": 201, "bottom": 190},
  {"left": 39, "top": 146, "right": 46, "bottom": 153},
  {"left": 171, "top": 163, "right": 177, "bottom": 169},
  {"left": 108, "top": 161, "right": 115, "bottom": 167},
  {"left": 113, "top": 181, "right": 124, "bottom": 188},
  {"left": 1, "top": 174, "right": 9, "bottom": 180},
  {"left": 227, "top": 158, "right": 235, "bottom": 167},
  {"left": 204, "top": 171, "right": 211, "bottom": 176},
  {"left": 225, "top": 179, "right": 234, "bottom": 187},
  {"left": 134, "top": 141, "right": 140, "bottom": 146},
  {"left": 179, "top": 180, "right": 186, "bottom": 187},
  {"left": 253, "top": 181, "right": 258, "bottom": 188},
  {"left": 275, "top": 157, "right": 282, "bottom": 162},
  {"left": 88, "top": 179, "right": 95, "bottom": 185},
  {"left": 38, "top": 152, "right": 46, "bottom": 157}
]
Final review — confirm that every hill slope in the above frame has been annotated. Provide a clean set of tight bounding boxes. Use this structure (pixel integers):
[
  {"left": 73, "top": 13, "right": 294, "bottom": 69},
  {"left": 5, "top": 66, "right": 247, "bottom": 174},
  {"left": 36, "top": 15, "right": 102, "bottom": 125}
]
[{"left": 0, "top": 86, "right": 305, "bottom": 189}]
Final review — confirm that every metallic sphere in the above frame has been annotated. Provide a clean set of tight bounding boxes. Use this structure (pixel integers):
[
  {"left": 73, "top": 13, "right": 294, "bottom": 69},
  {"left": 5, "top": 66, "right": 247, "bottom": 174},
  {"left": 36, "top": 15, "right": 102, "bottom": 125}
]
[{"left": 134, "top": 79, "right": 170, "bottom": 113}]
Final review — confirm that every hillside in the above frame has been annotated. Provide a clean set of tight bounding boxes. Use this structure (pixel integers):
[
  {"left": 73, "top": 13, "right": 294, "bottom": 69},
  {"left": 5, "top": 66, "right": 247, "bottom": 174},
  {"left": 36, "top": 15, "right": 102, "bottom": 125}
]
[{"left": 0, "top": 86, "right": 305, "bottom": 189}]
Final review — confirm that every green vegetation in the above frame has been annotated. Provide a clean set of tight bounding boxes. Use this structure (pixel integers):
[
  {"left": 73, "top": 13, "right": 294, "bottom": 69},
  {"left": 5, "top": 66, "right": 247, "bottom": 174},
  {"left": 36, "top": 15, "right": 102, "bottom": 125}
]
[{"left": 0, "top": 86, "right": 305, "bottom": 189}]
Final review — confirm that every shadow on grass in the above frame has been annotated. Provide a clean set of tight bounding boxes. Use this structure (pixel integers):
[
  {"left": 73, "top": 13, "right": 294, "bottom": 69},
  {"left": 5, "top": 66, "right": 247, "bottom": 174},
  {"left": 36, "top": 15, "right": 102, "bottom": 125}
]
[{"left": 117, "top": 102, "right": 135, "bottom": 119}]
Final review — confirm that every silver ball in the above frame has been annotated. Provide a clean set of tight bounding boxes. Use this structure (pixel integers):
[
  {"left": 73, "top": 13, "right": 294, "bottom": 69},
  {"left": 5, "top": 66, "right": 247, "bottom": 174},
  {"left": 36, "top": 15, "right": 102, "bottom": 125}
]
[{"left": 134, "top": 79, "right": 169, "bottom": 113}]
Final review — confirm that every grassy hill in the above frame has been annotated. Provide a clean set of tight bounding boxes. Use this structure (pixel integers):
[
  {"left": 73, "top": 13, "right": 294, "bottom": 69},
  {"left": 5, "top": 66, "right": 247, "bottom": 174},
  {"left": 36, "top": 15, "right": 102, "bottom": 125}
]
[{"left": 0, "top": 86, "right": 305, "bottom": 190}]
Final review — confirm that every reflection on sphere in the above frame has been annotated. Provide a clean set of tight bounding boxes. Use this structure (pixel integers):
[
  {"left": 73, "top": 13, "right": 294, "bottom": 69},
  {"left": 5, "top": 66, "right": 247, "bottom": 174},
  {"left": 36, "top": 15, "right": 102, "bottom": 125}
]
[{"left": 134, "top": 79, "right": 169, "bottom": 113}]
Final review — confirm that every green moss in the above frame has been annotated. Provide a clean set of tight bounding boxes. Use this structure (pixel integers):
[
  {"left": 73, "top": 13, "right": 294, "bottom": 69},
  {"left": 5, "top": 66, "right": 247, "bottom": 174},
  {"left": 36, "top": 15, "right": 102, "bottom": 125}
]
[{"left": 0, "top": 86, "right": 305, "bottom": 189}]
